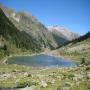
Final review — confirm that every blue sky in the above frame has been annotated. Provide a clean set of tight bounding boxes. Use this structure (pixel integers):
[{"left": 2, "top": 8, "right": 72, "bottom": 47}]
[{"left": 0, "top": 0, "right": 90, "bottom": 35}]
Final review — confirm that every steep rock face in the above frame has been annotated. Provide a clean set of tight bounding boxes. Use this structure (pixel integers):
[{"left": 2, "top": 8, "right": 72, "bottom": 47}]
[
  {"left": 48, "top": 26, "right": 79, "bottom": 46},
  {"left": 1, "top": 6, "right": 58, "bottom": 50}
]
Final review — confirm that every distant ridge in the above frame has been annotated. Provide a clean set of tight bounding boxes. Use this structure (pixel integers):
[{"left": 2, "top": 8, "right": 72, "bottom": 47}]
[{"left": 48, "top": 26, "right": 79, "bottom": 46}]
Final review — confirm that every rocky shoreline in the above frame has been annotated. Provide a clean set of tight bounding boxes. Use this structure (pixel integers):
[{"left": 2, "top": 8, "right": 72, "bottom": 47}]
[
  {"left": 0, "top": 52, "right": 89, "bottom": 90},
  {"left": 0, "top": 64, "right": 90, "bottom": 90}
]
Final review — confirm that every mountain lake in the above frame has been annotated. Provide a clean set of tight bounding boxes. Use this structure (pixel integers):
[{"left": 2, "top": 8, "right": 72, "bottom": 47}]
[{"left": 6, "top": 54, "right": 76, "bottom": 67}]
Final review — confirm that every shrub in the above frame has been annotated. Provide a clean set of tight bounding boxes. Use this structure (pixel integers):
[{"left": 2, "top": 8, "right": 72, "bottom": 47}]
[
  {"left": 81, "top": 58, "right": 85, "bottom": 65},
  {"left": 68, "top": 74, "right": 74, "bottom": 79},
  {"left": 16, "top": 82, "right": 28, "bottom": 88},
  {"left": 57, "top": 85, "right": 62, "bottom": 90},
  {"left": 16, "top": 81, "right": 37, "bottom": 88}
]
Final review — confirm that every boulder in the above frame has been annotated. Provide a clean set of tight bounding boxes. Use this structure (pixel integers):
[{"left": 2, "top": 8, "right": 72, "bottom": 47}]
[
  {"left": 51, "top": 79, "right": 55, "bottom": 84},
  {"left": 73, "top": 74, "right": 83, "bottom": 81},
  {"left": 39, "top": 80, "right": 47, "bottom": 87},
  {"left": 87, "top": 72, "right": 90, "bottom": 79}
]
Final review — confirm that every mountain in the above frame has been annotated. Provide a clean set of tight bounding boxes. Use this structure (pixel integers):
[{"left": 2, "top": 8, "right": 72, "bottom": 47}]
[
  {"left": 0, "top": 5, "right": 58, "bottom": 50},
  {"left": 0, "top": 5, "right": 61, "bottom": 61},
  {"left": 52, "top": 31, "right": 90, "bottom": 63},
  {"left": 48, "top": 26, "right": 79, "bottom": 46},
  {"left": 0, "top": 7, "right": 44, "bottom": 59}
]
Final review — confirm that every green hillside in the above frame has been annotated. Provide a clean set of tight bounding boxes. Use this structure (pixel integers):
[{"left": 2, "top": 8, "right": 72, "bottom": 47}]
[{"left": 52, "top": 31, "right": 90, "bottom": 63}]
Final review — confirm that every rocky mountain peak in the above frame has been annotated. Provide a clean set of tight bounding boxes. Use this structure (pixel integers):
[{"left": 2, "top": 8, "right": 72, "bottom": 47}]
[{"left": 48, "top": 26, "right": 79, "bottom": 40}]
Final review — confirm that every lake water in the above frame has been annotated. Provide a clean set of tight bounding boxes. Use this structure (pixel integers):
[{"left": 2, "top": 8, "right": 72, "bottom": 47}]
[{"left": 7, "top": 54, "right": 76, "bottom": 67}]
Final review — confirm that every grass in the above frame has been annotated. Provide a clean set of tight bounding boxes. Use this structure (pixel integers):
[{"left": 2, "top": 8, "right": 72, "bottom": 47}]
[{"left": 0, "top": 63, "right": 90, "bottom": 90}]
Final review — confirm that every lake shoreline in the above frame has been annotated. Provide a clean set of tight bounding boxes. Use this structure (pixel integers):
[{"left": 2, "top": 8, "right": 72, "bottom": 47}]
[
  {"left": 6, "top": 52, "right": 77, "bottom": 68},
  {"left": 2, "top": 52, "right": 46, "bottom": 64},
  {"left": 2, "top": 51, "right": 79, "bottom": 68},
  {"left": 3, "top": 51, "right": 78, "bottom": 63}
]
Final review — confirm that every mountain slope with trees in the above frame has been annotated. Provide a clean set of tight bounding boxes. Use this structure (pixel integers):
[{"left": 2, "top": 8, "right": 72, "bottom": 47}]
[
  {"left": 0, "top": 5, "right": 59, "bottom": 61},
  {"left": 0, "top": 5, "right": 58, "bottom": 50},
  {"left": 0, "top": 8, "right": 45, "bottom": 61}
]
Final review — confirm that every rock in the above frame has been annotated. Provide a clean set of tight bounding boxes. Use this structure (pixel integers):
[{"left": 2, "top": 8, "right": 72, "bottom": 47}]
[
  {"left": 51, "top": 79, "right": 55, "bottom": 84},
  {"left": 37, "top": 74, "right": 44, "bottom": 80},
  {"left": 39, "top": 81, "right": 47, "bottom": 87},
  {"left": 15, "top": 79, "right": 20, "bottom": 83},
  {"left": 13, "top": 64, "right": 18, "bottom": 66},
  {"left": 0, "top": 74, "right": 12, "bottom": 79},
  {"left": 29, "top": 85, "right": 36, "bottom": 90},
  {"left": 20, "top": 85, "right": 36, "bottom": 90},
  {"left": 57, "top": 76, "right": 61, "bottom": 79},
  {"left": 87, "top": 72, "right": 90, "bottom": 81},
  {"left": 24, "top": 72, "right": 28, "bottom": 77},
  {"left": 13, "top": 75, "right": 16, "bottom": 79},
  {"left": 62, "top": 87, "right": 70, "bottom": 90},
  {"left": 73, "top": 74, "right": 83, "bottom": 81},
  {"left": 87, "top": 72, "right": 90, "bottom": 79}
]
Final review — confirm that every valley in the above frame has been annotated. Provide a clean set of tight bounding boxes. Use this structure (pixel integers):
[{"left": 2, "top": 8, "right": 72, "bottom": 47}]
[{"left": 0, "top": 5, "right": 90, "bottom": 90}]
